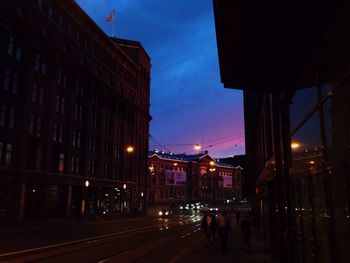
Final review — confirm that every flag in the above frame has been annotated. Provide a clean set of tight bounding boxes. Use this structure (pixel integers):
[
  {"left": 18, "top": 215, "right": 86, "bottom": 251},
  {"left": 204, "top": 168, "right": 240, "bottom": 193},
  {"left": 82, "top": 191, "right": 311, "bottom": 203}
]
[{"left": 105, "top": 10, "right": 115, "bottom": 23}]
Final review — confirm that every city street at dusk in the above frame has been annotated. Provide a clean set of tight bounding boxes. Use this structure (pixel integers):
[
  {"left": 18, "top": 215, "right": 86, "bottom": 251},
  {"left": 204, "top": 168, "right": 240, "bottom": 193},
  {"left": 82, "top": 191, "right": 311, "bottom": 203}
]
[{"left": 1, "top": 0, "right": 350, "bottom": 262}]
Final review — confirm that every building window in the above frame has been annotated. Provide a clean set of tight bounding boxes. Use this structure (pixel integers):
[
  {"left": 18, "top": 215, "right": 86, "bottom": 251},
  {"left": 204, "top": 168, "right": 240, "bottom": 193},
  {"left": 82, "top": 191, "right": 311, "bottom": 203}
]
[
  {"left": 39, "top": 87, "right": 44, "bottom": 105},
  {"left": 59, "top": 125, "right": 63, "bottom": 143},
  {"left": 57, "top": 68, "right": 62, "bottom": 84},
  {"left": 72, "top": 131, "right": 76, "bottom": 147},
  {"left": 8, "top": 107, "right": 15, "bottom": 129},
  {"left": 12, "top": 73, "right": 18, "bottom": 94},
  {"left": 48, "top": 6, "right": 53, "bottom": 17},
  {"left": 5, "top": 144, "right": 12, "bottom": 164},
  {"left": 37, "top": 0, "right": 43, "bottom": 9},
  {"left": 29, "top": 115, "right": 35, "bottom": 135},
  {"left": 41, "top": 62, "right": 46, "bottom": 76},
  {"left": 8, "top": 36, "right": 14, "bottom": 56},
  {"left": 0, "top": 105, "right": 6, "bottom": 127},
  {"left": 55, "top": 95, "right": 60, "bottom": 112},
  {"left": 0, "top": 142, "right": 3, "bottom": 162},
  {"left": 3, "top": 70, "right": 10, "bottom": 90},
  {"left": 35, "top": 148, "right": 42, "bottom": 169},
  {"left": 35, "top": 53, "right": 40, "bottom": 71},
  {"left": 74, "top": 104, "right": 78, "bottom": 120},
  {"left": 16, "top": 47, "right": 21, "bottom": 61},
  {"left": 60, "top": 97, "right": 65, "bottom": 114},
  {"left": 53, "top": 123, "right": 57, "bottom": 141},
  {"left": 58, "top": 153, "right": 64, "bottom": 172},
  {"left": 79, "top": 106, "right": 83, "bottom": 122},
  {"left": 77, "top": 132, "right": 81, "bottom": 148},
  {"left": 36, "top": 116, "right": 41, "bottom": 137}
]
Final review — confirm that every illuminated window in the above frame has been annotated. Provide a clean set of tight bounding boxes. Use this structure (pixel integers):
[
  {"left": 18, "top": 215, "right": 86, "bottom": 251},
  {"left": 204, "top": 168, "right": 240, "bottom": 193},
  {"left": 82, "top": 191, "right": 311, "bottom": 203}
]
[{"left": 58, "top": 153, "right": 64, "bottom": 172}]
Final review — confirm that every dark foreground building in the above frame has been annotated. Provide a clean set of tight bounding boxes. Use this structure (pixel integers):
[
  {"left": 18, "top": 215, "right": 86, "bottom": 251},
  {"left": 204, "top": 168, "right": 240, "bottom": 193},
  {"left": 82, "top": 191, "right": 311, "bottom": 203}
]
[
  {"left": 0, "top": 0, "right": 151, "bottom": 222},
  {"left": 214, "top": 0, "right": 350, "bottom": 262}
]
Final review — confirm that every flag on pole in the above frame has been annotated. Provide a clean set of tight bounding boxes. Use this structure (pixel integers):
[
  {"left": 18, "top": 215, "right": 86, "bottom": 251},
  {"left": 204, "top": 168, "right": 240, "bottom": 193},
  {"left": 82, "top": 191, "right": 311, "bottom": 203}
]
[{"left": 105, "top": 10, "right": 115, "bottom": 23}]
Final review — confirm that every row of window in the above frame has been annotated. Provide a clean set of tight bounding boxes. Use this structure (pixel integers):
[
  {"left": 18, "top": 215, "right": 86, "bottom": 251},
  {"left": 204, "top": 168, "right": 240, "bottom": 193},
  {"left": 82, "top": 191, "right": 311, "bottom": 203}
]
[
  {"left": 0, "top": 105, "right": 15, "bottom": 129},
  {"left": 33, "top": 0, "right": 138, "bottom": 89},
  {"left": 0, "top": 142, "right": 12, "bottom": 164}
]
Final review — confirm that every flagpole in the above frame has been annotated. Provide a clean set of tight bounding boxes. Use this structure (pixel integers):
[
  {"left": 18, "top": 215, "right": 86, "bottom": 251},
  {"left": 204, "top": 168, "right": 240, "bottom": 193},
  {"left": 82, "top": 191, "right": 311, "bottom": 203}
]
[{"left": 112, "top": 9, "right": 116, "bottom": 37}]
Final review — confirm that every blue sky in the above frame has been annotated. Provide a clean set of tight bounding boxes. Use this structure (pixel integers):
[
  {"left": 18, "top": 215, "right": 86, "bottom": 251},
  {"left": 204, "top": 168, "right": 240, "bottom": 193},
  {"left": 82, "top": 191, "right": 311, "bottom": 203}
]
[{"left": 77, "top": 0, "right": 245, "bottom": 157}]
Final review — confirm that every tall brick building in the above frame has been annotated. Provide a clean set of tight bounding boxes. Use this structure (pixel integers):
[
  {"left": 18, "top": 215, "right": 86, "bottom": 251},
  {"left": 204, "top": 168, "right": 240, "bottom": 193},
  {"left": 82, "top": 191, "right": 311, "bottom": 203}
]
[{"left": 0, "top": 0, "right": 151, "bottom": 221}]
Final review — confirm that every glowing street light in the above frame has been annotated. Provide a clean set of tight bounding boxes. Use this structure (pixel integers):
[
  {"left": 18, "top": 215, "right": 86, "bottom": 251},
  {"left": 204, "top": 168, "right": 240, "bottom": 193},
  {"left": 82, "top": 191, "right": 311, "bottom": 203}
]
[
  {"left": 291, "top": 142, "right": 300, "bottom": 150},
  {"left": 209, "top": 161, "right": 215, "bottom": 166},
  {"left": 126, "top": 146, "right": 134, "bottom": 153},
  {"left": 141, "top": 192, "right": 144, "bottom": 197},
  {"left": 194, "top": 144, "right": 201, "bottom": 151},
  {"left": 85, "top": 180, "right": 90, "bottom": 187},
  {"left": 173, "top": 162, "right": 178, "bottom": 166},
  {"left": 123, "top": 183, "right": 127, "bottom": 190}
]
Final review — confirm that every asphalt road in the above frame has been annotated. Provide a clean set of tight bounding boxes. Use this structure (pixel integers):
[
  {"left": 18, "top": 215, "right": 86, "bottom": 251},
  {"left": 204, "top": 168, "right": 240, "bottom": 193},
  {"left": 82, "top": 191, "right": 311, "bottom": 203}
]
[{"left": 0, "top": 212, "right": 205, "bottom": 263}]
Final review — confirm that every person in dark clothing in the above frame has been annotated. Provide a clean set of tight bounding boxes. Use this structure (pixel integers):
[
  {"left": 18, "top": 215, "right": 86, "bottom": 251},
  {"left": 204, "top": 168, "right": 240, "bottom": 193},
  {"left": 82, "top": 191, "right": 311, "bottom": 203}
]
[
  {"left": 240, "top": 217, "right": 252, "bottom": 251},
  {"left": 217, "top": 210, "right": 231, "bottom": 252},
  {"left": 235, "top": 211, "right": 241, "bottom": 225},
  {"left": 201, "top": 210, "right": 217, "bottom": 249}
]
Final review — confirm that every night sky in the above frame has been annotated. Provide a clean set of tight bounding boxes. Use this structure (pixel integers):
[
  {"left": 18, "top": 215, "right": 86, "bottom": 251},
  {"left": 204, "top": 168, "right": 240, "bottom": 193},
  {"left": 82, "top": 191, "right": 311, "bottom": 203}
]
[{"left": 76, "top": 0, "right": 245, "bottom": 157}]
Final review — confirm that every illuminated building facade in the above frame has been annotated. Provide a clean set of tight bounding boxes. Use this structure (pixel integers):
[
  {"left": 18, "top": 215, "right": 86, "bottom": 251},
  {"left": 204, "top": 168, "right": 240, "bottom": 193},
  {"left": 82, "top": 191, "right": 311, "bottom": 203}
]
[{"left": 148, "top": 151, "right": 242, "bottom": 208}]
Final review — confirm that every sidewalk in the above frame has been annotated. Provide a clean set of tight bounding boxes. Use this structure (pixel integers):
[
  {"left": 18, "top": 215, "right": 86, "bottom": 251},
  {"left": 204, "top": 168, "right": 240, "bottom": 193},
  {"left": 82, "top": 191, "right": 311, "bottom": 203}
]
[{"left": 178, "top": 218, "right": 273, "bottom": 263}]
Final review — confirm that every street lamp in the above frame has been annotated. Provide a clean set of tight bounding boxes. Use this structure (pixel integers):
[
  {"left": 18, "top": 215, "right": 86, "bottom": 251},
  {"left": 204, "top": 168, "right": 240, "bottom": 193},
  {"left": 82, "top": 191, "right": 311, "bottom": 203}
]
[
  {"left": 194, "top": 144, "right": 201, "bottom": 151},
  {"left": 123, "top": 183, "right": 127, "bottom": 190},
  {"left": 85, "top": 180, "right": 90, "bottom": 187},
  {"left": 126, "top": 146, "right": 134, "bottom": 153}
]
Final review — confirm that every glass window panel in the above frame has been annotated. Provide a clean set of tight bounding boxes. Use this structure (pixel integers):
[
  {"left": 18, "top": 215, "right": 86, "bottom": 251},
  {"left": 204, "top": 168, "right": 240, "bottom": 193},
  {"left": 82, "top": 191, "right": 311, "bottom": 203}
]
[
  {"left": 322, "top": 82, "right": 350, "bottom": 262},
  {"left": 290, "top": 87, "right": 319, "bottom": 132},
  {"left": 290, "top": 107, "right": 330, "bottom": 263}
]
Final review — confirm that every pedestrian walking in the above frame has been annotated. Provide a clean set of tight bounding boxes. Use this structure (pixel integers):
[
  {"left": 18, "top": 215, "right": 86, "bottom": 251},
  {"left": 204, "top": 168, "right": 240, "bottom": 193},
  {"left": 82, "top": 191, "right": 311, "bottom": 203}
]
[
  {"left": 217, "top": 210, "right": 231, "bottom": 252},
  {"left": 201, "top": 210, "right": 217, "bottom": 249},
  {"left": 235, "top": 210, "right": 241, "bottom": 225},
  {"left": 240, "top": 215, "right": 252, "bottom": 252}
]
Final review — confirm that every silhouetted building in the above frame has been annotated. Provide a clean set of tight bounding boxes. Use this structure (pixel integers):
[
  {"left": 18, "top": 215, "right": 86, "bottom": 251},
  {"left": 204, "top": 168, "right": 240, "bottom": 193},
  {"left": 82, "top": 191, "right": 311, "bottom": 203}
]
[
  {"left": 214, "top": 0, "right": 350, "bottom": 262},
  {"left": 0, "top": 0, "right": 151, "bottom": 222}
]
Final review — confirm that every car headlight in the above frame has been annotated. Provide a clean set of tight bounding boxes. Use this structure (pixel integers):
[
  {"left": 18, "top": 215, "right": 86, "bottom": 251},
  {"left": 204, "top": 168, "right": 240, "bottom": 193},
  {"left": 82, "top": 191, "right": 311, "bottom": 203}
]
[
  {"left": 165, "top": 211, "right": 169, "bottom": 215},
  {"left": 158, "top": 211, "right": 163, "bottom": 216},
  {"left": 196, "top": 206, "right": 200, "bottom": 209},
  {"left": 180, "top": 206, "right": 183, "bottom": 209}
]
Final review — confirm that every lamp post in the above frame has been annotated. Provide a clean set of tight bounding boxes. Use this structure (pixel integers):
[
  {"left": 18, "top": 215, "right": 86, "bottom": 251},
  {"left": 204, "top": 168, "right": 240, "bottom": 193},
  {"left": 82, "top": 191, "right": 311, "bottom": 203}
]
[{"left": 124, "top": 145, "right": 134, "bottom": 214}]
